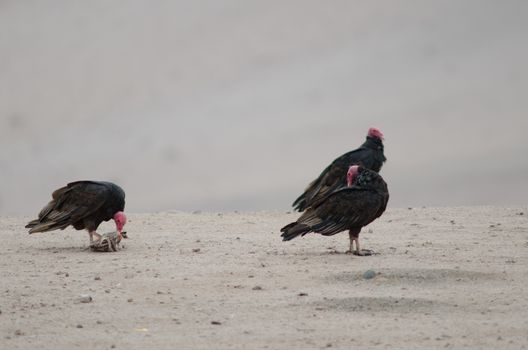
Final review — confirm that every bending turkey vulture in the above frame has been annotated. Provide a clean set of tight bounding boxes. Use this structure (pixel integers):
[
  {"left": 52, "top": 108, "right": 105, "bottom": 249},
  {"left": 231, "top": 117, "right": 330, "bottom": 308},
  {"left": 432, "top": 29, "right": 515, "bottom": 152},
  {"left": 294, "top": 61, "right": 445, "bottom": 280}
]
[
  {"left": 282, "top": 165, "right": 388, "bottom": 255},
  {"left": 26, "top": 181, "right": 127, "bottom": 244},
  {"left": 292, "top": 127, "right": 386, "bottom": 212}
]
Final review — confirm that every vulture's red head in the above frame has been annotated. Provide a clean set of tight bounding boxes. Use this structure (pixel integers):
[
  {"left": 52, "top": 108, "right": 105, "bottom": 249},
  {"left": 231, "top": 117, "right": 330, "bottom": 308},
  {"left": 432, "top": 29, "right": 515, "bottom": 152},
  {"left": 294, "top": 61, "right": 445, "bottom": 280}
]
[
  {"left": 113, "top": 211, "right": 127, "bottom": 235},
  {"left": 347, "top": 165, "right": 360, "bottom": 187},
  {"left": 367, "top": 127, "right": 384, "bottom": 140}
]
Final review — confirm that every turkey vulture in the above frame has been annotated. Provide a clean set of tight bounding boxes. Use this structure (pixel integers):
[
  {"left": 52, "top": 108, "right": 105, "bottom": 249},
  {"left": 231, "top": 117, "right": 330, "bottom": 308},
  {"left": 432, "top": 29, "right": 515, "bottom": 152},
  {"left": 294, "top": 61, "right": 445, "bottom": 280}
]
[
  {"left": 281, "top": 165, "right": 388, "bottom": 255},
  {"left": 26, "top": 181, "right": 127, "bottom": 244},
  {"left": 292, "top": 127, "right": 386, "bottom": 212}
]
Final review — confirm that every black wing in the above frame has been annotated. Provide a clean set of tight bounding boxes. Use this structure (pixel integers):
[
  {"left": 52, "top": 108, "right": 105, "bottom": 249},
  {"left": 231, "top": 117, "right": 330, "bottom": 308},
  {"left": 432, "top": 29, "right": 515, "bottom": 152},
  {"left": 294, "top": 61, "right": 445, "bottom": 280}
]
[
  {"left": 26, "top": 181, "right": 123, "bottom": 233},
  {"left": 292, "top": 146, "right": 376, "bottom": 211},
  {"left": 282, "top": 183, "right": 388, "bottom": 241}
]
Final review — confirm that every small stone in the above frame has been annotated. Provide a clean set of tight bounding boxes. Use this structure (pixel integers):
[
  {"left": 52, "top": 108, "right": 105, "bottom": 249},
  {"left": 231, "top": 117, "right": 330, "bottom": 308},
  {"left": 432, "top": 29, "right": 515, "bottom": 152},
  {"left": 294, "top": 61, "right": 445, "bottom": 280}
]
[
  {"left": 192, "top": 248, "right": 200, "bottom": 253},
  {"left": 363, "top": 270, "right": 376, "bottom": 280},
  {"left": 111, "top": 345, "right": 116, "bottom": 349},
  {"left": 96, "top": 320, "right": 103, "bottom": 324},
  {"left": 211, "top": 321, "right": 222, "bottom": 325},
  {"left": 298, "top": 292, "right": 308, "bottom": 296},
  {"left": 14, "top": 330, "right": 24, "bottom": 336},
  {"left": 105, "top": 289, "right": 110, "bottom": 293},
  {"left": 252, "top": 286, "right": 263, "bottom": 291},
  {"left": 65, "top": 273, "right": 69, "bottom": 277},
  {"left": 76, "top": 324, "right": 83, "bottom": 329},
  {"left": 127, "top": 298, "right": 133, "bottom": 303},
  {"left": 78, "top": 294, "right": 92, "bottom": 303},
  {"left": 94, "top": 276, "right": 101, "bottom": 280}
]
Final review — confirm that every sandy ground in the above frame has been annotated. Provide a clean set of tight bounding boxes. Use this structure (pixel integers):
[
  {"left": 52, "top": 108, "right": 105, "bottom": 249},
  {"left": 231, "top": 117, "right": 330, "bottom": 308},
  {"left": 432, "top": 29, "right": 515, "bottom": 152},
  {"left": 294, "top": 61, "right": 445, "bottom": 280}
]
[{"left": 1, "top": 206, "right": 527, "bottom": 349}]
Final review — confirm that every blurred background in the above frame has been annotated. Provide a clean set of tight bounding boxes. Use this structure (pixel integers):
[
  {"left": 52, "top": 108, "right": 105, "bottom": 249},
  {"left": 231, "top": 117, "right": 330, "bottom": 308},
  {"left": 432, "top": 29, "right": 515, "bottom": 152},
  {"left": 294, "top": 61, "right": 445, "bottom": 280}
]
[{"left": 1, "top": 0, "right": 527, "bottom": 215}]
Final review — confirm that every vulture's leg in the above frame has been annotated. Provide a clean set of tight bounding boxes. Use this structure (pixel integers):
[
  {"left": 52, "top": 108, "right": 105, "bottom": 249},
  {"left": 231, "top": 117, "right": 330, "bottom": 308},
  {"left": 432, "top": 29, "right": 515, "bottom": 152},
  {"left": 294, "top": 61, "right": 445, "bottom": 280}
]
[
  {"left": 88, "top": 230, "right": 102, "bottom": 243},
  {"left": 347, "top": 230, "right": 374, "bottom": 256}
]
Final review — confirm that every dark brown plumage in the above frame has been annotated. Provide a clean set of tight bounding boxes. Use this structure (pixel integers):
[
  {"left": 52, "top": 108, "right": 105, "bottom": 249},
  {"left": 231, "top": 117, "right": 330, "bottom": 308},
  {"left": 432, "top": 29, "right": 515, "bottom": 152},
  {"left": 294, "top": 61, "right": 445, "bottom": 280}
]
[
  {"left": 26, "top": 181, "right": 126, "bottom": 243},
  {"left": 292, "top": 128, "right": 386, "bottom": 212},
  {"left": 282, "top": 166, "right": 388, "bottom": 255}
]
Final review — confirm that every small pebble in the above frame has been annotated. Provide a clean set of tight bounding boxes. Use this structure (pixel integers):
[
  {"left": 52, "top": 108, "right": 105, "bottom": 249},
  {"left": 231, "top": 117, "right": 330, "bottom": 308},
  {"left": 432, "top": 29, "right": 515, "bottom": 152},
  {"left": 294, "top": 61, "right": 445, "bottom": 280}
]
[
  {"left": 14, "top": 330, "right": 24, "bottom": 336},
  {"left": 298, "top": 292, "right": 308, "bottom": 296},
  {"left": 127, "top": 298, "right": 133, "bottom": 302},
  {"left": 192, "top": 248, "right": 200, "bottom": 253},
  {"left": 211, "top": 321, "right": 222, "bottom": 325},
  {"left": 252, "top": 286, "right": 263, "bottom": 291},
  {"left": 76, "top": 324, "right": 83, "bottom": 329},
  {"left": 78, "top": 295, "right": 93, "bottom": 303},
  {"left": 94, "top": 276, "right": 101, "bottom": 281},
  {"left": 363, "top": 270, "right": 376, "bottom": 280}
]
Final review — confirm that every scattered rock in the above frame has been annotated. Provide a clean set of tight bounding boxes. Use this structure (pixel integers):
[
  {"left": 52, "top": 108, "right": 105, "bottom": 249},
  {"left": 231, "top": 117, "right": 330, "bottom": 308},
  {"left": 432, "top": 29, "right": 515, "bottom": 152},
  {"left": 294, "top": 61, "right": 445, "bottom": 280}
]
[
  {"left": 298, "top": 292, "right": 308, "bottom": 296},
  {"left": 127, "top": 298, "right": 133, "bottom": 302},
  {"left": 76, "top": 324, "right": 83, "bottom": 329},
  {"left": 192, "top": 248, "right": 201, "bottom": 253},
  {"left": 78, "top": 294, "right": 92, "bottom": 303},
  {"left": 94, "top": 276, "right": 101, "bottom": 281},
  {"left": 14, "top": 329, "right": 24, "bottom": 336},
  {"left": 363, "top": 270, "right": 376, "bottom": 280},
  {"left": 252, "top": 286, "right": 263, "bottom": 291},
  {"left": 211, "top": 321, "right": 222, "bottom": 325}
]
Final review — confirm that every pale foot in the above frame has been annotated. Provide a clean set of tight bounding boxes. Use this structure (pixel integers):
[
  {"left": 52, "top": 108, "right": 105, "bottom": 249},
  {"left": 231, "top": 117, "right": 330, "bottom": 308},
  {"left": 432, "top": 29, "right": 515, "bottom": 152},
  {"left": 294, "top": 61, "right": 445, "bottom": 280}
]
[{"left": 353, "top": 249, "right": 375, "bottom": 256}]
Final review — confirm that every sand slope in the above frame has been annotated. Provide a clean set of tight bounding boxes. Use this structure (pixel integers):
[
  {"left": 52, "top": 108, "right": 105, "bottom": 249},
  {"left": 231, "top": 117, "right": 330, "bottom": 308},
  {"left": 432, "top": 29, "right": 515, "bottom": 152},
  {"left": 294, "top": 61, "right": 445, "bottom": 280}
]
[{"left": 1, "top": 207, "right": 527, "bottom": 349}]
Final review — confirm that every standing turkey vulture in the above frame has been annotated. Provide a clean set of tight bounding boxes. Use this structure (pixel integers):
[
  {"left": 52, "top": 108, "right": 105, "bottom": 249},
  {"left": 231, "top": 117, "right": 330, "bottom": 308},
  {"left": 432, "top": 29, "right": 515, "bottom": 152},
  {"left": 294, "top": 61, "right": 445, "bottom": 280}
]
[
  {"left": 292, "top": 127, "right": 386, "bottom": 212},
  {"left": 26, "top": 181, "right": 127, "bottom": 244},
  {"left": 281, "top": 165, "right": 388, "bottom": 255}
]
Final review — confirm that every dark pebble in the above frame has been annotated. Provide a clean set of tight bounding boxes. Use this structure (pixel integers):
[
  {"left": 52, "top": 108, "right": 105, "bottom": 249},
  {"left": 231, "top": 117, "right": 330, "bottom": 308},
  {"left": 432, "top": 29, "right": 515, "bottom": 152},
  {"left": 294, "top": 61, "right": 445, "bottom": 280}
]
[
  {"left": 211, "top": 321, "right": 221, "bottom": 325},
  {"left": 363, "top": 270, "right": 376, "bottom": 280}
]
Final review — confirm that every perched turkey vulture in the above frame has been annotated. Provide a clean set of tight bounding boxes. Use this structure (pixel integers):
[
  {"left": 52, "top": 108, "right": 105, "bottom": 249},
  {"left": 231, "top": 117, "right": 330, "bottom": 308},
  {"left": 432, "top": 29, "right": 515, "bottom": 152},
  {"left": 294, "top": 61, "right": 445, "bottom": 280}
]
[
  {"left": 26, "top": 181, "right": 127, "bottom": 244},
  {"left": 292, "top": 127, "right": 386, "bottom": 212},
  {"left": 282, "top": 165, "right": 388, "bottom": 255}
]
